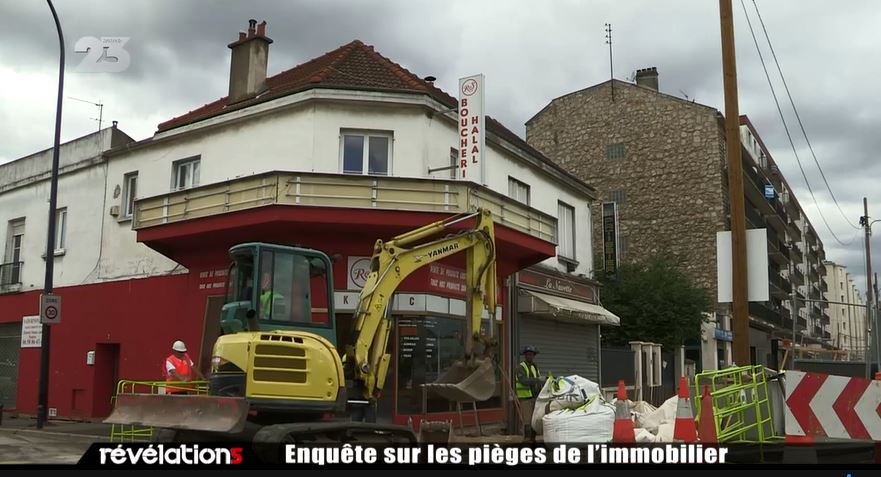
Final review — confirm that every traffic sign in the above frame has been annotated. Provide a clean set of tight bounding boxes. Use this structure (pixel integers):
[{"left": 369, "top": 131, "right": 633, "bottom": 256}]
[
  {"left": 40, "top": 293, "right": 62, "bottom": 325},
  {"left": 785, "top": 370, "right": 881, "bottom": 440}
]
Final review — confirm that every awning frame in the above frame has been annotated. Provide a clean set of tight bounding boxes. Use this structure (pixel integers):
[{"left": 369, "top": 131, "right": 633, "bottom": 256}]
[{"left": 517, "top": 289, "right": 621, "bottom": 326}]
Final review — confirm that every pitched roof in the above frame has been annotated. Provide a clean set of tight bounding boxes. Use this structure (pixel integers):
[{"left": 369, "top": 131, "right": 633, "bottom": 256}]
[
  {"left": 157, "top": 39, "right": 460, "bottom": 132},
  {"left": 156, "top": 38, "right": 594, "bottom": 195}
]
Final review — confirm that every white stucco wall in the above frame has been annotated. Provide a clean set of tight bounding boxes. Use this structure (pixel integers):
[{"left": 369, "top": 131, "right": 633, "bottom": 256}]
[
  {"left": 104, "top": 92, "right": 594, "bottom": 278},
  {"left": 0, "top": 129, "right": 134, "bottom": 292},
  {"left": 4, "top": 90, "right": 595, "bottom": 290}
]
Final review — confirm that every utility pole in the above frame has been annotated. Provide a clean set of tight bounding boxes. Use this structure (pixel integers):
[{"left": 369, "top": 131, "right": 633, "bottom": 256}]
[
  {"left": 861, "top": 197, "right": 873, "bottom": 378},
  {"left": 720, "top": 0, "right": 750, "bottom": 365}
]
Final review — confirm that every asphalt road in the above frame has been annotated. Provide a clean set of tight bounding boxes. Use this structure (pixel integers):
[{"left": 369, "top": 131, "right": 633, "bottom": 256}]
[{"left": 0, "top": 429, "right": 94, "bottom": 465}]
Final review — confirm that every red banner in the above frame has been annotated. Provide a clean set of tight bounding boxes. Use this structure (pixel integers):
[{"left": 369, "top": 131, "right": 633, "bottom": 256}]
[
  {"left": 428, "top": 263, "right": 466, "bottom": 297},
  {"left": 517, "top": 268, "right": 596, "bottom": 302}
]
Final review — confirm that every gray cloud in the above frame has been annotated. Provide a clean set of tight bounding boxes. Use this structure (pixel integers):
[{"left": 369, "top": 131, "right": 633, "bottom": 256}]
[{"left": 2, "top": 0, "right": 879, "bottom": 297}]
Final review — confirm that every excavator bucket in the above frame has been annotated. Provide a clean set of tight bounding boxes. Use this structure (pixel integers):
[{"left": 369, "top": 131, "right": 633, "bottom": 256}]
[
  {"left": 423, "top": 358, "right": 497, "bottom": 402},
  {"left": 104, "top": 394, "right": 249, "bottom": 434}
]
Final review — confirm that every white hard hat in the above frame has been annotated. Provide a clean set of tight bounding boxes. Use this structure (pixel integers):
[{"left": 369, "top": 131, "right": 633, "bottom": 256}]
[{"left": 172, "top": 340, "right": 187, "bottom": 352}]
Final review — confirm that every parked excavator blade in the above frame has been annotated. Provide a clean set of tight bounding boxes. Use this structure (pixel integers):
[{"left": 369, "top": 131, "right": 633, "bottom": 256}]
[
  {"left": 104, "top": 394, "right": 249, "bottom": 434},
  {"left": 422, "top": 357, "right": 496, "bottom": 402}
]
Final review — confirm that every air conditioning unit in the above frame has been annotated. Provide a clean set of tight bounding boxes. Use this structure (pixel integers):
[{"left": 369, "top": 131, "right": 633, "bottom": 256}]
[{"left": 109, "top": 205, "right": 120, "bottom": 217}]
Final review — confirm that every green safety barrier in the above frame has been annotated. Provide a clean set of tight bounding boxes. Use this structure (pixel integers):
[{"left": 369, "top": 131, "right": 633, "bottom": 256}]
[
  {"left": 108, "top": 379, "right": 209, "bottom": 442},
  {"left": 693, "top": 365, "right": 782, "bottom": 445}
]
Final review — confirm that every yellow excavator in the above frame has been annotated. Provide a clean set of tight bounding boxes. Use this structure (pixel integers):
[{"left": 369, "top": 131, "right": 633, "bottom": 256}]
[{"left": 105, "top": 209, "right": 498, "bottom": 449}]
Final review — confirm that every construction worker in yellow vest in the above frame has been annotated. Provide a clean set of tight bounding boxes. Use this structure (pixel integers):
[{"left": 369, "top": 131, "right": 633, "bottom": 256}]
[{"left": 515, "top": 345, "right": 543, "bottom": 442}]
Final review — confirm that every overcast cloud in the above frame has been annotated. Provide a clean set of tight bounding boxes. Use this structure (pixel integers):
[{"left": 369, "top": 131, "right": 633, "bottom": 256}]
[{"left": 1, "top": 0, "right": 879, "bottom": 297}]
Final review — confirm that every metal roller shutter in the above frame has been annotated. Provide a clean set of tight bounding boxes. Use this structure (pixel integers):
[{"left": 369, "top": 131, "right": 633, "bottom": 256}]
[{"left": 518, "top": 316, "right": 599, "bottom": 382}]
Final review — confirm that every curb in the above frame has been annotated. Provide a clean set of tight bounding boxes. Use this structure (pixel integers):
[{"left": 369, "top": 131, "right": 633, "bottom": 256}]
[{"left": 0, "top": 426, "right": 105, "bottom": 442}]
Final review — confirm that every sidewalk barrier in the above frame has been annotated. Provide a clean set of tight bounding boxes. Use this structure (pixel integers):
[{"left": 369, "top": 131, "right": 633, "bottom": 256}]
[
  {"left": 612, "top": 380, "right": 635, "bottom": 443},
  {"left": 693, "top": 365, "right": 779, "bottom": 444},
  {"left": 696, "top": 384, "right": 717, "bottom": 443},
  {"left": 108, "top": 379, "right": 209, "bottom": 442},
  {"left": 673, "top": 376, "right": 697, "bottom": 442}
]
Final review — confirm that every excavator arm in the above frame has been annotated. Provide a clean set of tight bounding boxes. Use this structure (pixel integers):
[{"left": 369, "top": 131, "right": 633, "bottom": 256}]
[{"left": 345, "top": 209, "right": 498, "bottom": 401}]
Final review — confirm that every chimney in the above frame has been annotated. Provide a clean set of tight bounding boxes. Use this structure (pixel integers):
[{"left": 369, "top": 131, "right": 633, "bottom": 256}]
[
  {"left": 227, "top": 19, "right": 273, "bottom": 104},
  {"left": 635, "top": 67, "right": 659, "bottom": 92}
]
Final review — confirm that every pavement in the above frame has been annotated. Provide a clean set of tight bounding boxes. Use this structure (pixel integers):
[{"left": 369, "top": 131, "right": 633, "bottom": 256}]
[{"left": 0, "top": 415, "right": 110, "bottom": 465}]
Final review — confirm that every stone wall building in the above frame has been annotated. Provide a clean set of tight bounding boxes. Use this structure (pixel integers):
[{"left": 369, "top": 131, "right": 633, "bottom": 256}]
[{"left": 525, "top": 69, "right": 831, "bottom": 370}]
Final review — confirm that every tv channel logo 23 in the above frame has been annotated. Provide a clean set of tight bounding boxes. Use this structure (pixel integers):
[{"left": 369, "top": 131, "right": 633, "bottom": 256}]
[{"left": 75, "top": 37, "right": 130, "bottom": 73}]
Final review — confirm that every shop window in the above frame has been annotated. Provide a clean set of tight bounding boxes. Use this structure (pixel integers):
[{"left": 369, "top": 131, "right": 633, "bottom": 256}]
[{"left": 396, "top": 316, "right": 501, "bottom": 414}]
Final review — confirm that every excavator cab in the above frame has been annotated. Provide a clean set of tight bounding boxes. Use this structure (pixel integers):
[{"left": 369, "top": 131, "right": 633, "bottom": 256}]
[{"left": 219, "top": 243, "right": 337, "bottom": 343}]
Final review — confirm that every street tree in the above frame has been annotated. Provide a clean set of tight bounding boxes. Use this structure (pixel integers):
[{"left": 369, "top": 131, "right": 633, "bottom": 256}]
[{"left": 598, "top": 256, "right": 710, "bottom": 351}]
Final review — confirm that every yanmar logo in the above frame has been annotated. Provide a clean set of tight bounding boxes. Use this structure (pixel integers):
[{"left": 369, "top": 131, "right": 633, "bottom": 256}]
[
  {"left": 427, "top": 243, "right": 459, "bottom": 258},
  {"left": 99, "top": 444, "right": 243, "bottom": 465}
]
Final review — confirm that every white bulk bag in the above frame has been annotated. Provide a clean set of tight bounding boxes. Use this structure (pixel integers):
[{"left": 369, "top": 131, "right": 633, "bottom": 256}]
[
  {"left": 531, "top": 375, "right": 601, "bottom": 435},
  {"left": 542, "top": 396, "right": 615, "bottom": 443}
]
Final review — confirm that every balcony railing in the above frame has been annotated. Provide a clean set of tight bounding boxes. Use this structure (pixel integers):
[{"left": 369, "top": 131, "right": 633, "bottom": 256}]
[
  {"left": 769, "top": 270, "right": 792, "bottom": 297},
  {"left": 789, "top": 242, "right": 804, "bottom": 262},
  {"left": 133, "top": 171, "right": 558, "bottom": 244},
  {"left": 749, "top": 302, "right": 792, "bottom": 329},
  {"left": 0, "top": 261, "right": 23, "bottom": 287},
  {"left": 790, "top": 267, "right": 805, "bottom": 286}
]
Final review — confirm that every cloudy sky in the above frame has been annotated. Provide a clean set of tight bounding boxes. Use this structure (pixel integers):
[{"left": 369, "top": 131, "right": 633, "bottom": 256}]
[{"left": 1, "top": 0, "right": 879, "bottom": 298}]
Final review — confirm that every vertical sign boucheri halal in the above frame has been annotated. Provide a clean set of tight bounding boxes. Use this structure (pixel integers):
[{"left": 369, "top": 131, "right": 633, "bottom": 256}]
[{"left": 458, "top": 74, "right": 485, "bottom": 183}]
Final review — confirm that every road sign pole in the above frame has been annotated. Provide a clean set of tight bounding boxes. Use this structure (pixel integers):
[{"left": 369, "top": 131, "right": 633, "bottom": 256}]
[{"left": 37, "top": 0, "right": 65, "bottom": 430}]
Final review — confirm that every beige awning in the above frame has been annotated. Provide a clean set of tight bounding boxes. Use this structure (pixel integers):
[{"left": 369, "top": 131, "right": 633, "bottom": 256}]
[{"left": 520, "top": 290, "right": 621, "bottom": 326}]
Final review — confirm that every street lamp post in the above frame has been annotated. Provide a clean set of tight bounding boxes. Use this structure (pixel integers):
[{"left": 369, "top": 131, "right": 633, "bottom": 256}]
[{"left": 37, "top": 0, "right": 65, "bottom": 430}]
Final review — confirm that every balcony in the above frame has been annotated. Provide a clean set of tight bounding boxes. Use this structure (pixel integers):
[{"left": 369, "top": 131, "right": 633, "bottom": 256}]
[
  {"left": 797, "top": 315, "right": 807, "bottom": 329},
  {"left": 813, "top": 325, "right": 822, "bottom": 337},
  {"left": 809, "top": 266, "right": 821, "bottom": 283},
  {"left": 789, "top": 242, "right": 804, "bottom": 262},
  {"left": 767, "top": 236, "right": 789, "bottom": 266},
  {"left": 748, "top": 301, "right": 793, "bottom": 329},
  {"left": 133, "top": 171, "right": 557, "bottom": 242},
  {"left": 790, "top": 267, "right": 805, "bottom": 286},
  {"left": 745, "top": 204, "right": 764, "bottom": 228},
  {"left": 806, "top": 227, "right": 819, "bottom": 247},
  {"left": 769, "top": 270, "right": 791, "bottom": 298},
  {"left": 0, "top": 261, "right": 23, "bottom": 288},
  {"left": 131, "top": 171, "right": 560, "bottom": 273},
  {"left": 823, "top": 331, "right": 831, "bottom": 340},
  {"left": 820, "top": 279, "right": 828, "bottom": 292}
]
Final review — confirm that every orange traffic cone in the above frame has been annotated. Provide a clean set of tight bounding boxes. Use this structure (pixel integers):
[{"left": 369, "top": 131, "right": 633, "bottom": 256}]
[
  {"left": 612, "top": 380, "right": 635, "bottom": 443},
  {"left": 697, "top": 384, "right": 717, "bottom": 443},
  {"left": 673, "top": 376, "right": 697, "bottom": 442}
]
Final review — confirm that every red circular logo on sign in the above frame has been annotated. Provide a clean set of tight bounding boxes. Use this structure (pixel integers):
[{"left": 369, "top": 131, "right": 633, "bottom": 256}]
[{"left": 461, "top": 79, "right": 478, "bottom": 96}]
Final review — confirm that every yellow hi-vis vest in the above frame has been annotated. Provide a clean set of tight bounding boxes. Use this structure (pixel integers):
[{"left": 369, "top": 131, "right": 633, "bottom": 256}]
[{"left": 516, "top": 361, "right": 539, "bottom": 398}]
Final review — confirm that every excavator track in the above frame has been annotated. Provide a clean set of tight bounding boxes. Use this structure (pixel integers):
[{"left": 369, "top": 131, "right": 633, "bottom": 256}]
[
  {"left": 154, "top": 421, "right": 418, "bottom": 464},
  {"left": 253, "top": 421, "right": 418, "bottom": 463}
]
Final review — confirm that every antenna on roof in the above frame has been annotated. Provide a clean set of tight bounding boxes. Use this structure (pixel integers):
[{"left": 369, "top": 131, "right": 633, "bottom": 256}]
[
  {"left": 68, "top": 97, "right": 104, "bottom": 132},
  {"left": 605, "top": 23, "right": 614, "bottom": 102}
]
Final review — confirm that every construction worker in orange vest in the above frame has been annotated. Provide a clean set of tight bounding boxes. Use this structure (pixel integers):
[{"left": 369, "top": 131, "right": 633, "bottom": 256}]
[{"left": 164, "top": 340, "right": 204, "bottom": 394}]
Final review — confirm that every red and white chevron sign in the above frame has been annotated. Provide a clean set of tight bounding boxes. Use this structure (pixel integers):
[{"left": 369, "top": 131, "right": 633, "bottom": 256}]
[{"left": 784, "top": 371, "right": 881, "bottom": 440}]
